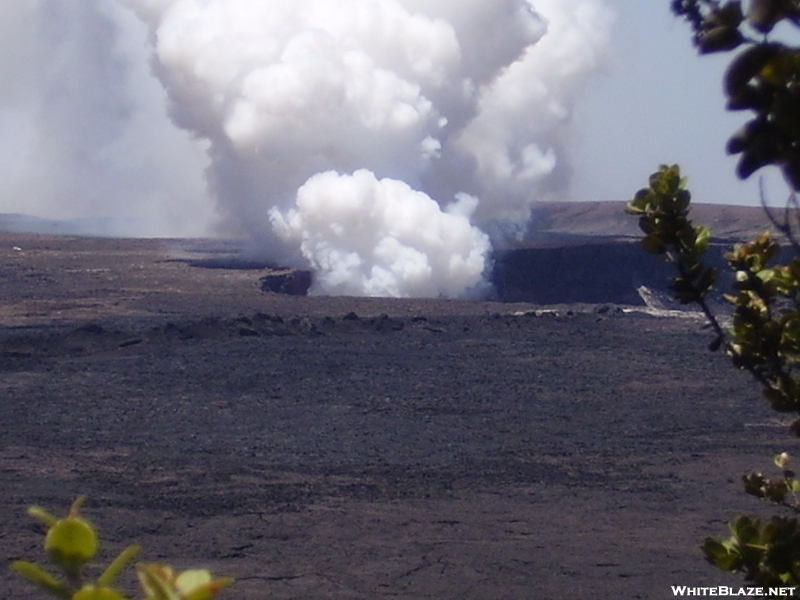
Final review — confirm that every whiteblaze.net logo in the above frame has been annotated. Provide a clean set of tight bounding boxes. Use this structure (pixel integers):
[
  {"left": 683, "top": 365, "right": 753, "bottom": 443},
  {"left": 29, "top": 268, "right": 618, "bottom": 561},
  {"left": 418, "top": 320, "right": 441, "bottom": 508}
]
[{"left": 672, "top": 586, "right": 796, "bottom": 596}]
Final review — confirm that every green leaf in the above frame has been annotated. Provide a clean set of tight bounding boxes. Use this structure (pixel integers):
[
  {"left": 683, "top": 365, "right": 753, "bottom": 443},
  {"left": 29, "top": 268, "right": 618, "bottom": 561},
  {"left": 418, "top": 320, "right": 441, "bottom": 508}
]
[
  {"left": 730, "top": 515, "right": 758, "bottom": 537},
  {"left": 756, "top": 268, "right": 776, "bottom": 284},
  {"left": 699, "top": 25, "right": 744, "bottom": 54},
  {"left": 72, "top": 586, "right": 127, "bottom": 600},
  {"left": 179, "top": 572, "right": 234, "bottom": 600},
  {"left": 724, "top": 43, "right": 783, "bottom": 98},
  {"left": 775, "top": 452, "right": 791, "bottom": 469},
  {"left": 98, "top": 545, "right": 140, "bottom": 588},
  {"left": 10, "top": 561, "right": 72, "bottom": 600},
  {"left": 69, "top": 496, "right": 87, "bottom": 516},
  {"left": 695, "top": 226, "right": 711, "bottom": 255},
  {"left": 695, "top": 267, "right": 718, "bottom": 296},
  {"left": 137, "top": 564, "right": 182, "bottom": 600},
  {"left": 702, "top": 537, "right": 742, "bottom": 571},
  {"left": 175, "top": 570, "right": 213, "bottom": 594},
  {"left": 641, "top": 234, "right": 666, "bottom": 254},
  {"left": 747, "top": 0, "right": 787, "bottom": 33},
  {"left": 27, "top": 506, "right": 59, "bottom": 529},
  {"left": 45, "top": 517, "right": 98, "bottom": 570},
  {"left": 638, "top": 215, "right": 656, "bottom": 234},
  {"left": 137, "top": 565, "right": 233, "bottom": 600},
  {"left": 625, "top": 191, "right": 649, "bottom": 214}
]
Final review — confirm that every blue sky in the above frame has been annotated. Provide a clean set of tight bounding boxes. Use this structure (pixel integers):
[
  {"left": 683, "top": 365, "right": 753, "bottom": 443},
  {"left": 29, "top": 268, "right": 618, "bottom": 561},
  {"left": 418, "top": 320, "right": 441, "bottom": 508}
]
[{"left": 570, "top": 1, "right": 789, "bottom": 207}]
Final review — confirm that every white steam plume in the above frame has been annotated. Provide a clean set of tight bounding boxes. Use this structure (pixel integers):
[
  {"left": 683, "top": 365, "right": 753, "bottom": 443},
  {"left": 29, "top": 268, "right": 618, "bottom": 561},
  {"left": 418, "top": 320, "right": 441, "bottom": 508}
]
[
  {"left": 0, "top": 0, "right": 612, "bottom": 296},
  {"left": 271, "top": 169, "right": 491, "bottom": 297}
]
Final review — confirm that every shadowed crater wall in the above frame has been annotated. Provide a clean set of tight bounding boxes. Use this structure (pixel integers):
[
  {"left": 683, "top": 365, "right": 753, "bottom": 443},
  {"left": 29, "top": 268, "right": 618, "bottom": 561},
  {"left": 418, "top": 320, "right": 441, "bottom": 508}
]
[
  {"left": 491, "top": 201, "right": 785, "bottom": 305},
  {"left": 492, "top": 240, "right": 673, "bottom": 305}
]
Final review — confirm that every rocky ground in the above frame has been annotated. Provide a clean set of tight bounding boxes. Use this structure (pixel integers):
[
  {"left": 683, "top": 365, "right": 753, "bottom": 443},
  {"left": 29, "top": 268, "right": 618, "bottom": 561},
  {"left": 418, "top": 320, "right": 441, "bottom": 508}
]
[{"left": 0, "top": 214, "right": 792, "bottom": 599}]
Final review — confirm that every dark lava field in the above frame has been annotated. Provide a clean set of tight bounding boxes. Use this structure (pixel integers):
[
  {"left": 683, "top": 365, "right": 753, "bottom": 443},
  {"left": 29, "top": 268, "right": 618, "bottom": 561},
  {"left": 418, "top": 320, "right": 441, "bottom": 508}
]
[{"left": 0, "top": 202, "right": 792, "bottom": 599}]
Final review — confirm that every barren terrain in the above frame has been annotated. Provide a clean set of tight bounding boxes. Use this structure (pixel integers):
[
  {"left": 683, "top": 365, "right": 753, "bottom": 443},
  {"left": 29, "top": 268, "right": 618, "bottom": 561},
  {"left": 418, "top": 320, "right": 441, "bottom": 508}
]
[{"left": 0, "top": 203, "right": 791, "bottom": 599}]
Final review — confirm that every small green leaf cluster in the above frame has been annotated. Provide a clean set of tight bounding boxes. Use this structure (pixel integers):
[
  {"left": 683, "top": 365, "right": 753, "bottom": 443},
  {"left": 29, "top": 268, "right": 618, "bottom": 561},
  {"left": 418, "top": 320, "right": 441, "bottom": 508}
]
[
  {"left": 625, "top": 164, "right": 717, "bottom": 304},
  {"left": 671, "top": 0, "right": 748, "bottom": 53},
  {"left": 743, "top": 452, "right": 800, "bottom": 508},
  {"left": 11, "top": 497, "right": 233, "bottom": 600},
  {"left": 725, "top": 234, "right": 800, "bottom": 414},
  {"left": 672, "top": 1, "right": 800, "bottom": 188},
  {"left": 704, "top": 454, "right": 800, "bottom": 585},
  {"left": 726, "top": 42, "right": 800, "bottom": 187},
  {"left": 672, "top": 0, "right": 800, "bottom": 51},
  {"left": 703, "top": 514, "right": 800, "bottom": 586}
]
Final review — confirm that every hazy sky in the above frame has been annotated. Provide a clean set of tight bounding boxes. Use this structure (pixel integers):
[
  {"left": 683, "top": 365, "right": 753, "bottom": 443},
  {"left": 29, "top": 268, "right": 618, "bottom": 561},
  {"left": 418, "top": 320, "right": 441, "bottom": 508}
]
[{"left": 571, "top": 1, "right": 788, "bottom": 207}]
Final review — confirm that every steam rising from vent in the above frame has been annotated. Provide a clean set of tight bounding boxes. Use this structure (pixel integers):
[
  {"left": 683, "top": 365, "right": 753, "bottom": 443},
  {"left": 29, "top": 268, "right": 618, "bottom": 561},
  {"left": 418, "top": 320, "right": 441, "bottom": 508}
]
[
  {"left": 0, "top": 0, "right": 612, "bottom": 297},
  {"left": 271, "top": 169, "right": 491, "bottom": 297}
]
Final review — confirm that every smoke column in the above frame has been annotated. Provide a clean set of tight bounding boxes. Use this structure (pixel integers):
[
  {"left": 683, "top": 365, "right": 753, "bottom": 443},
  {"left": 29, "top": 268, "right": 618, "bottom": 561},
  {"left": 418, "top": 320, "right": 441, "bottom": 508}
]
[{"left": 0, "top": 0, "right": 612, "bottom": 297}]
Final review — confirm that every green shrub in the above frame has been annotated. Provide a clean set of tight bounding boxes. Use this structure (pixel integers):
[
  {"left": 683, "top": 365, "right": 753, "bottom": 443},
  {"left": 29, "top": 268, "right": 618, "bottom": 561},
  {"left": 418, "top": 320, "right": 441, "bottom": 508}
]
[
  {"left": 628, "top": 164, "right": 800, "bottom": 586},
  {"left": 632, "top": 2, "right": 800, "bottom": 584},
  {"left": 11, "top": 497, "right": 233, "bottom": 600}
]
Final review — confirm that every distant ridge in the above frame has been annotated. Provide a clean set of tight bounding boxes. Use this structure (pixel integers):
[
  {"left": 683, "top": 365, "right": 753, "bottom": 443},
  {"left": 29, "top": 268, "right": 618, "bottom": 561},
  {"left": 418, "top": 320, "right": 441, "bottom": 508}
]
[
  {"left": 525, "top": 201, "right": 782, "bottom": 246},
  {"left": 0, "top": 214, "right": 150, "bottom": 237}
]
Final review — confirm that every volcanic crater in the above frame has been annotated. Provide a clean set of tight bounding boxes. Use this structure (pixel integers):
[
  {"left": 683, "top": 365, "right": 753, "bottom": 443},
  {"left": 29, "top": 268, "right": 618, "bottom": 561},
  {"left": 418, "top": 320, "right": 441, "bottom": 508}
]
[{"left": 0, "top": 202, "right": 789, "bottom": 599}]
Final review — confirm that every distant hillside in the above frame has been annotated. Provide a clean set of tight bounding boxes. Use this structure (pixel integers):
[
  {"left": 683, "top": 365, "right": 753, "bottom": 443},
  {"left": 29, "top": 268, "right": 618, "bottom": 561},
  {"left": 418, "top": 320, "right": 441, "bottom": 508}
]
[
  {"left": 0, "top": 214, "right": 148, "bottom": 237},
  {"left": 525, "top": 201, "right": 782, "bottom": 245}
]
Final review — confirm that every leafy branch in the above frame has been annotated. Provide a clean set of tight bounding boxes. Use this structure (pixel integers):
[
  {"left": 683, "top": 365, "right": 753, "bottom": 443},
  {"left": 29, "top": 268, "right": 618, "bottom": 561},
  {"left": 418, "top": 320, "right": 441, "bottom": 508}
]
[
  {"left": 627, "top": 165, "right": 800, "bottom": 422},
  {"left": 11, "top": 497, "right": 233, "bottom": 600},
  {"left": 627, "top": 165, "right": 800, "bottom": 586},
  {"left": 626, "top": 0, "right": 800, "bottom": 589},
  {"left": 672, "top": 1, "right": 800, "bottom": 189}
]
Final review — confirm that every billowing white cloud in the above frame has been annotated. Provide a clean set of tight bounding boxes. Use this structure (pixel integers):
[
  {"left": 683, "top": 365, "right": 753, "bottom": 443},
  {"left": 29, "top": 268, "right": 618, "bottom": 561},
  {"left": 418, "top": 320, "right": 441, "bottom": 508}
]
[
  {"left": 271, "top": 169, "right": 490, "bottom": 297},
  {"left": 0, "top": 0, "right": 613, "bottom": 296}
]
